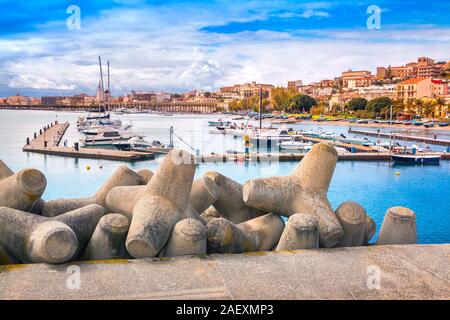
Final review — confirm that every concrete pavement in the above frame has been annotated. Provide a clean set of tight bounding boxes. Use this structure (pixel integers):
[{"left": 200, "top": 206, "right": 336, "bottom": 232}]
[{"left": 0, "top": 244, "right": 449, "bottom": 300}]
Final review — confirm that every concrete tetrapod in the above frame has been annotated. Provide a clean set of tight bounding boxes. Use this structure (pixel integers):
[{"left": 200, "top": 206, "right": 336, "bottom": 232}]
[
  {"left": 81, "top": 213, "right": 130, "bottom": 261},
  {"left": 0, "top": 207, "right": 78, "bottom": 264},
  {"left": 201, "top": 206, "right": 221, "bottom": 224},
  {"left": 0, "top": 244, "right": 20, "bottom": 265},
  {"left": 276, "top": 213, "right": 319, "bottom": 251},
  {"left": 42, "top": 165, "right": 143, "bottom": 217},
  {"left": 0, "top": 159, "right": 14, "bottom": 181},
  {"left": 377, "top": 206, "right": 416, "bottom": 245},
  {"left": 162, "top": 218, "right": 207, "bottom": 257},
  {"left": 237, "top": 213, "right": 285, "bottom": 251},
  {"left": 126, "top": 150, "right": 196, "bottom": 258},
  {"left": 205, "top": 171, "right": 265, "bottom": 224},
  {"left": 189, "top": 174, "right": 220, "bottom": 214},
  {"left": 335, "top": 201, "right": 376, "bottom": 247},
  {"left": 242, "top": 143, "right": 343, "bottom": 248},
  {"left": 137, "top": 169, "right": 154, "bottom": 185},
  {"left": 53, "top": 204, "right": 106, "bottom": 257},
  {"left": 105, "top": 175, "right": 213, "bottom": 222},
  {"left": 0, "top": 168, "right": 47, "bottom": 211},
  {"left": 206, "top": 218, "right": 257, "bottom": 254}
]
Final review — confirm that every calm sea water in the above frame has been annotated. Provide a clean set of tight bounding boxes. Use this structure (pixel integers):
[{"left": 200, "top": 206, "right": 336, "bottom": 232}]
[{"left": 0, "top": 109, "right": 449, "bottom": 244}]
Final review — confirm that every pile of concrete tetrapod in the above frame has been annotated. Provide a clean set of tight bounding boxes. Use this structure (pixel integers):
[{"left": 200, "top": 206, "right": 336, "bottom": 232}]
[{"left": 0, "top": 143, "right": 417, "bottom": 265}]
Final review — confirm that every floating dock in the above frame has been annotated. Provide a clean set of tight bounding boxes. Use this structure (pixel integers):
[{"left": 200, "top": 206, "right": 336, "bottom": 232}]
[
  {"left": 1, "top": 244, "right": 448, "bottom": 299},
  {"left": 348, "top": 128, "right": 450, "bottom": 146},
  {"left": 23, "top": 122, "right": 155, "bottom": 162}
]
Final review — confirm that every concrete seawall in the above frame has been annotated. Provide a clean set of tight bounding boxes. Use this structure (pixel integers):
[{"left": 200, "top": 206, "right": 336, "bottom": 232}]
[{"left": 0, "top": 244, "right": 448, "bottom": 300}]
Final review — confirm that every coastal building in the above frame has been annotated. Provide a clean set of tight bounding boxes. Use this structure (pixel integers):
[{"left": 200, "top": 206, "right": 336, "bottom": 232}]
[
  {"left": 356, "top": 84, "right": 396, "bottom": 100},
  {"left": 41, "top": 96, "right": 58, "bottom": 106},
  {"left": 287, "top": 80, "right": 303, "bottom": 91},
  {"left": 341, "top": 70, "right": 372, "bottom": 87},
  {"left": 396, "top": 78, "right": 433, "bottom": 101},
  {"left": 377, "top": 57, "right": 443, "bottom": 80},
  {"left": 6, "top": 94, "right": 30, "bottom": 105},
  {"left": 219, "top": 81, "right": 273, "bottom": 98},
  {"left": 347, "top": 77, "right": 375, "bottom": 89},
  {"left": 95, "top": 81, "right": 104, "bottom": 103}
]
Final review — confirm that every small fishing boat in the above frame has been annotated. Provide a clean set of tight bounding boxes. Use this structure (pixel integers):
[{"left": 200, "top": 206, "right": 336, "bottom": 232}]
[
  {"left": 438, "top": 122, "right": 449, "bottom": 127},
  {"left": 424, "top": 123, "right": 435, "bottom": 128},
  {"left": 278, "top": 140, "right": 312, "bottom": 151},
  {"left": 392, "top": 154, "right": 441, "bottom": 165},
  {"left": 318, "top": 132, "right": 337, "bottom": 140},
  {"left": 208, "top": 126, "right": 227, "bottom": 134}
]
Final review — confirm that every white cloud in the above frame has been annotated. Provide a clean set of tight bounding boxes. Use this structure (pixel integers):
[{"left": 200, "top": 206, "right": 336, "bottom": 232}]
[{"left": 0, "top": 2, "right": 448, "bottom": 96}]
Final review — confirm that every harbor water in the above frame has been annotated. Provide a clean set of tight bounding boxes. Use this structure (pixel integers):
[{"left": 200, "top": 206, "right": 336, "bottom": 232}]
[{"left": 1, "top": 109, "right": 449, "bottom": 244}]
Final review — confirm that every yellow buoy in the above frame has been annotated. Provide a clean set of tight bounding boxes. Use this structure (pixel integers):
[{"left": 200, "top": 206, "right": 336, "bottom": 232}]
[
  {"left": 86, "top": 165, "right": 91, "bottom": 171},
  {"left": 395, "top": 171, "right": 400, "bottom": 176}
]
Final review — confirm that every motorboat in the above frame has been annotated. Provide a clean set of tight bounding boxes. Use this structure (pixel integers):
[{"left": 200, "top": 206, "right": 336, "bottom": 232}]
[
  {"left": 318, "top": 132, "right": 337, "bottom": 140},
  {"left": 81, "top": 128, "right": 136, "bottom": 147},
  {"left": 209, "top": 126, "right": 227, "bottom": 134},
  {"left": 113, "top": 136, "right": 165, "bottom": 152},
  {"left": 338, "top": 134, "right": 374, "bottom": 146},
  {"left": 392, "top": 154, "right": 441, "bottom": 165},
  {"left": 278, "top": 140, "right": 312, "bottom": 151},
  {"left": 248, "top": 127, "right": 297, "bottom": 148}
]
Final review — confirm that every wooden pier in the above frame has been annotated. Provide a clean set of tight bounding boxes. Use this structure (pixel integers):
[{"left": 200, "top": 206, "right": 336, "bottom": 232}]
[
  {"left": 348, "top": 128, "right": 450, "bottom": 146},
  {"left": 23, "top": 122, "right": 155, "bottom": 162}
]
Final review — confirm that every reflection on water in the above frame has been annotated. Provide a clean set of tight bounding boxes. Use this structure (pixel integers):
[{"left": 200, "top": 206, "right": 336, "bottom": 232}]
[{"left": 0, "top": 109, "right": 449, "bottom": 244}]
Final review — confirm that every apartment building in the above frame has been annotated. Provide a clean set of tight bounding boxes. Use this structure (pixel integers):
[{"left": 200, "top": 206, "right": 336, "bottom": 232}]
[
  {"left": 396, "top": 78, "right": 433, "bottom": 101},
  {"left": 341, "top": 70, "right": 372, "bottom": 87}
]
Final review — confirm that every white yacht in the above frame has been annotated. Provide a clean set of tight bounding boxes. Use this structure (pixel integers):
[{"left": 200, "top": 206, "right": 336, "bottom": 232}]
[
  {"left": 81, "top": 128, "right": 136, "bottom": 147},
  {"left": 113, "top": 136, "right": 165, "bottom": 152},
  {"left": 278, "top": 140, "right": 313, "bottom": 151}
]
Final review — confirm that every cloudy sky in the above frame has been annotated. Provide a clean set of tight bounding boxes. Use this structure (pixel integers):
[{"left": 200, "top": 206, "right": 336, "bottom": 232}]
[{"left": 0, "top": 0, "right": 449, "bottom": 97}]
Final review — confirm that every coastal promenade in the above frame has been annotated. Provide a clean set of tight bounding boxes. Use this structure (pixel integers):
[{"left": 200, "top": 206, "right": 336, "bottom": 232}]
[{"left": 0, "top": 244, "right": 448, "bottom": 299}]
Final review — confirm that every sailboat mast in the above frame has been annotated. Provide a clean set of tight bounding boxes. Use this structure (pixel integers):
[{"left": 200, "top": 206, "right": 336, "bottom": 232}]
[
  {"left": 107, "top": 61, "right": 110, "bottom": 111},
  {"left": 98, "top": 56, "right": 104, "bottom": 112}
]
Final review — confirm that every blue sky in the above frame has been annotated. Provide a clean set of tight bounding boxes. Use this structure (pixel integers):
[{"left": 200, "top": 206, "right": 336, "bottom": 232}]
[{"left": 0, "top": 0, "right": 449, "bottom": 96}]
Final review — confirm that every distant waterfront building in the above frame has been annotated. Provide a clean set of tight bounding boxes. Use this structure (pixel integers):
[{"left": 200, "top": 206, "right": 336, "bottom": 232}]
[
  {"left": 219, "top": 81, "right": 274, "bottom": 98},
  {"left": 6, "top": 93, "right": 30, "bottom": 105},
  {"left": 396, "top": 78, "right": 433, "bottom": 101},
  {"left": 96, "top": 81, "right": 104, "bottom": 103},
  {"left": 41, "top": 96, "right": 58, "bottom": 106},
  {"left": 347, "top": 77, "right": 375, "bottom": 89}
]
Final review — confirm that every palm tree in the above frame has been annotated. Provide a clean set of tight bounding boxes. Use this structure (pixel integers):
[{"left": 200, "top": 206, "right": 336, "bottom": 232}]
[
  {"left": 415, "top": 99, "right": 423, "bottom": 117},
  {"left": 435, "top": 97, "right": 447, "bottom": 118}
]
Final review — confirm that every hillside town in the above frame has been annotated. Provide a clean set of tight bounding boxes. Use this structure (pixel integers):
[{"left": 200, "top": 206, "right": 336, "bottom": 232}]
[{"left": 1, "top": 56, "right": 449, "bottom": 119}]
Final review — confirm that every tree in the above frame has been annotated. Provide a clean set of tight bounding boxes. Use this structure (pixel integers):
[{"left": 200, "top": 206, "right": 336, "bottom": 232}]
[
  {"left": 204, "top": 92, "right": 211, "bottom": 98},
  {"left": 269, "top": 87, "right": 291, "bottom": 111},
  {"left": 285, "top": 94, "right": 317, "bottom": 113},
  {"left": 345, "top": 97, "right": 368, "bottom": 112},
  {"left": 367, "top": 97, "right": 391, "bottom": 114}
]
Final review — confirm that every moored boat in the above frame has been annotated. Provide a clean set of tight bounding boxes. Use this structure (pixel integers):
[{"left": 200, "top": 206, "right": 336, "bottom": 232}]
[{"left": 392, "top": 154, "right": 441, "bottom": 165}]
